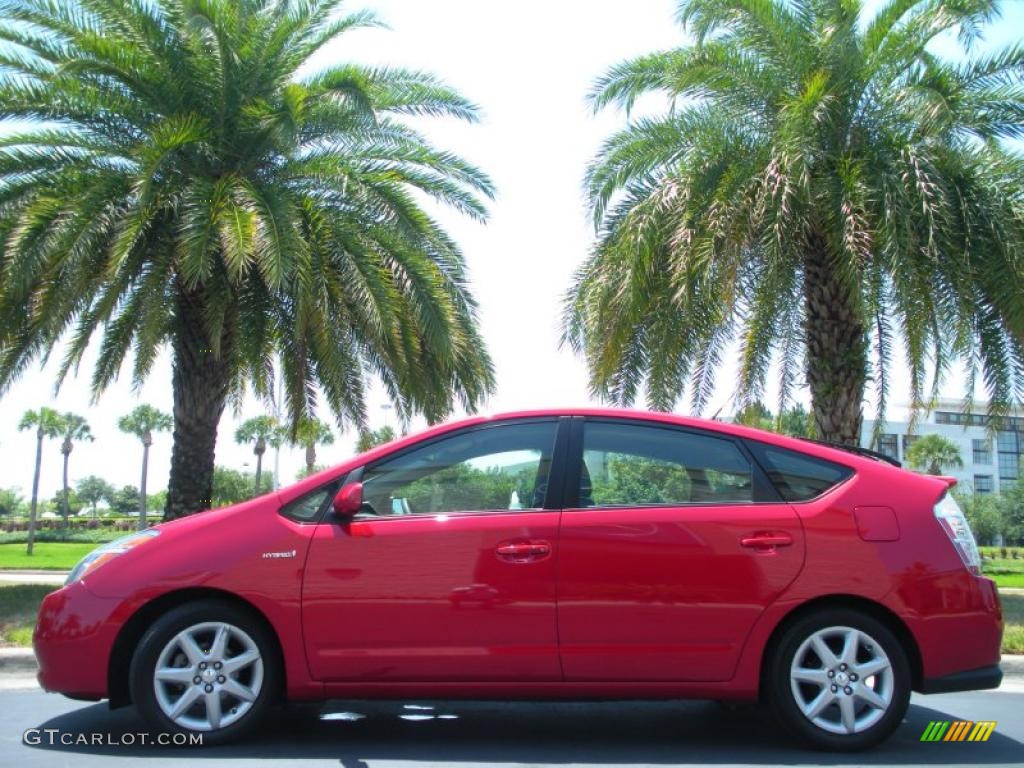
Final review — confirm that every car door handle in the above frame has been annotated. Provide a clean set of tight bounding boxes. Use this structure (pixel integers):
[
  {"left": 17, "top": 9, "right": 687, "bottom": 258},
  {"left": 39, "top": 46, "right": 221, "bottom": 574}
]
[
  {"left": 740, "top": 532, "right": 794, "bottom": 550},
  {"left": 496, "top": 540, "right": 551, "bottom": 561}
]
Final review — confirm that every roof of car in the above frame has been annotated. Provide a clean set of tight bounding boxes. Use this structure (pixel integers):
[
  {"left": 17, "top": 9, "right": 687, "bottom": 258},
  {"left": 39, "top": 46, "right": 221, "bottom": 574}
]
[{"left": 481, "top": 407, "right": 857, "bottom": 459}]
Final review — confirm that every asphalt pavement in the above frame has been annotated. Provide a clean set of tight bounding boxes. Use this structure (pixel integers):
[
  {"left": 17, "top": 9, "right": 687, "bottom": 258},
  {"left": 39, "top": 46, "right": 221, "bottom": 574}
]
[{"left": 0, "top": 680, "right": 1021, "bottom": 767}]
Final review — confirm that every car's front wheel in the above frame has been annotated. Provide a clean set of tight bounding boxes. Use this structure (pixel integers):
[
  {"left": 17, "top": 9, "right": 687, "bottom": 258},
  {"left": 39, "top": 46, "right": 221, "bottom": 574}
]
[
  {"left": 129, "top": 600, "right": 278, "bottom": 745},
  {"left": 767, "top": 609, "right": 911, "bottom": 750}
]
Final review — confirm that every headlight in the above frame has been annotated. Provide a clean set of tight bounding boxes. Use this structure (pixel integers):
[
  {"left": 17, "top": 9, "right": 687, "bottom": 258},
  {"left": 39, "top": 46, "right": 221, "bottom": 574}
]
[{"left": 65, "top": 529, "right": 160, "bottom": 585}]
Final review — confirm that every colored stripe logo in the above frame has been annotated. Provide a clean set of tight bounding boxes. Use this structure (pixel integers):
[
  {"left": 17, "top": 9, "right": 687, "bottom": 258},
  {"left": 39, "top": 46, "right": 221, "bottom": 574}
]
[{"left": 920, "top": 721, "right": 996, "bottom": 742}]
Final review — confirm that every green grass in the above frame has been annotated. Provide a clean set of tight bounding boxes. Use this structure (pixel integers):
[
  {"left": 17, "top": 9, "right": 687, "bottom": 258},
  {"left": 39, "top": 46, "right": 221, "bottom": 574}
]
[
  {"left": 0, "top": 529, "right": 121, "bottom": 545},
  {"left": 1001, "top": 593, "right": 1024, "bottom": 654},
  {"left": 983, "top": 557, "right": 1024, "bottom": 589},
  {"left": 0, "top": 584, "right": 53, "bottom": 646},
  {"left": 0, "top": 542, "right": 95, "bottom": 570},
  {"left": 980, "top": 546, "right": 1024, "bottom": 560},
  {"left": 983, "top": 557, "right": 1024, "bottom": 572}
]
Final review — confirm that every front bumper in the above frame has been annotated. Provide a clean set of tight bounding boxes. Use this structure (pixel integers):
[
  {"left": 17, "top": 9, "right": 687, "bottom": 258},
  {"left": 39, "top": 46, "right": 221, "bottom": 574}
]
[
  {"left": 33, "top": 580, "right": 126, "bottom": 700},
  {"left": 920, "top": 664, "right": 1003, "bottom": 694}
]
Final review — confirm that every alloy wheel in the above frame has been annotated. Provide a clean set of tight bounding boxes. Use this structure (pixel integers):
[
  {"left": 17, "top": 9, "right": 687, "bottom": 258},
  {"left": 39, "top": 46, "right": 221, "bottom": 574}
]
[
  {"left": 789, "top": 625, "right": 895, "bottom": 735},
  {"left": 152, "top": 620, "right": 264, "bottom": 732}
]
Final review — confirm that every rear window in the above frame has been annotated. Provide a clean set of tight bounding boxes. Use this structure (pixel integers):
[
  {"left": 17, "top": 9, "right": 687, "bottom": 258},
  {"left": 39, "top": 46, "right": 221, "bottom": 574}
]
[{"left": 745, "top": 441, "right": 853, "bottom": 502}]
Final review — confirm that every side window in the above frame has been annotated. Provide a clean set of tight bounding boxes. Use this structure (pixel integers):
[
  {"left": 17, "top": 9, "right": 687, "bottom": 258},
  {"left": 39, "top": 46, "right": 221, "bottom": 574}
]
[
  {"left": 744, "top": 441, "right": 853, "bottom": 501},
  {"left": 280, "top": 480, "right": 340, "bottom": 522},
  {"left": 361, "top": 421, "right": 558, "bottom": 516},
  {"left": 580, "top": 421, "right": 754, "bottom": 507}
]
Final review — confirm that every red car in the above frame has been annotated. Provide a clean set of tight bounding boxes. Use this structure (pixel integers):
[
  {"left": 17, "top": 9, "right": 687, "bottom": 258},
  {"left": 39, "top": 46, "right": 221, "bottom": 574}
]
[{"left": 34, "top": 409, "right": 1002, "bottom": 750}]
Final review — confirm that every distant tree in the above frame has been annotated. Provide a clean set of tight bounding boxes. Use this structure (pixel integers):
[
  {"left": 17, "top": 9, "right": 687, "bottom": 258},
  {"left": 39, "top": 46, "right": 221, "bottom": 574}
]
[
  {"left": 955, "top": 490, "right": 1002, "bottom": 546},
  {"left": 212, "top": 467, "right": 258, "bottom": 507},
  {"left": 235, "top": 417, "right": 282, "bottom": 495},
  {"left": 18, "top": 407, "right": 64, "bottom": 554},
  {"left": 906, "top": 434, "right": 964, "bottom": 475},
  {"left": 734, "top": 402, "right": 812, "bottom": 438},
  {"left": 49, "top": 489, "right": 83, "bottom": 517},
  {"left": 399, "top": 463, "right": 535, "bottom": 514},
  {"left": 591, "top": 455, "right": 693, "bottom": 506},
  {"left": 296, "top": 465, "right": 328, "bottom": 481},
  {"left": 357, "top": 426, "right": 397, "bottom": 453},
  {"left": 777, "top": 404, "right": 813, "bottom": 439},
  {"left": 735, "top": 402, "right": 774, "bottom": 431},
  {"left": 118, "top": 406, "right": 172, "bottom": 530},
  {"left": 110, "top": 486, "right": 142, "bottom": 517},
  {"left": 292, "top": 418, "right": 335, "bottom": 475},
  {"left": 147, "top": 490, "right": 168, "bottom": 514},
  {"left": 58, "top": 413, "right": 92, "bottom": 526},
  {"left": 76, "top": 476, "right": 115, "bottom": 518},
  {"left": 1000, "top": 470, "right": 1024, "bottom": 546},
  {"left": 0, "top": 487, "right": 23, "bottom": 517}
]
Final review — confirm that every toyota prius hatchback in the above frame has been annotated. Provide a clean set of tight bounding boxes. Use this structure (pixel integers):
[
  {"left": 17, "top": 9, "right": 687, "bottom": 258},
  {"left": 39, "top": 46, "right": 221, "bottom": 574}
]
[{"left": 34, "top": 409, "right": 1003, "bottom": 750}]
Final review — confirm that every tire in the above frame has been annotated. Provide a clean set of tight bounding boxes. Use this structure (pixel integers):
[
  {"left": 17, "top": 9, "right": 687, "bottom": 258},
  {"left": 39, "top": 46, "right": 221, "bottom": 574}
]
[
  {"left": 766, "top": 608, "right": 911, "bottom": 751},
  {"left": 129, "top": 600, "right": 279, "bottom": 746}
]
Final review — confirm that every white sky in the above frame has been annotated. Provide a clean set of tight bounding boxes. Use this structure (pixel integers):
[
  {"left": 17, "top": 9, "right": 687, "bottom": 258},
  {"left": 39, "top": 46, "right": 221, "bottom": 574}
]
[{"left": 0, "top": 0, "right": 1019, "bottom": 502}]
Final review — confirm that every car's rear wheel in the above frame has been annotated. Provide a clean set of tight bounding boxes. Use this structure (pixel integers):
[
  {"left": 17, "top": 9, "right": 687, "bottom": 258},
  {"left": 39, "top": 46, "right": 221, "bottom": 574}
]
[
  {"left": 767, "top": 609, "right": 911, "bottom": 751},
  {"left": 129, "top": 600, "right": 278, "bottom": 745}
]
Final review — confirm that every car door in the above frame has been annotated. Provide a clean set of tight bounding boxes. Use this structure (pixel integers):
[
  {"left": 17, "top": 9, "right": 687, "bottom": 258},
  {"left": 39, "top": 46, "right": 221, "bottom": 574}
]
[
  {"left": 556, "top": 417, "right": 806, "bottom": 682},
  {"left": 302, "top": 418, "right": 565, "bottom": 682}
]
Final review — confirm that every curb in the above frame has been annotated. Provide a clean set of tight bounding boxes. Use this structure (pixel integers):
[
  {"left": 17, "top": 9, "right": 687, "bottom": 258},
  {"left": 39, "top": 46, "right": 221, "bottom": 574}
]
[
  {"left": 1000, "top": 654, "right": 1024, "bottom": 680},
  {"left": 0, "top": 647, "right": 1022, "bottom": 682},
  {"left": 0, "top": 570, "right": 68, "bottom": 585},
  {"left": 0, "top": 648, "right": 36, "bottom": 675}
]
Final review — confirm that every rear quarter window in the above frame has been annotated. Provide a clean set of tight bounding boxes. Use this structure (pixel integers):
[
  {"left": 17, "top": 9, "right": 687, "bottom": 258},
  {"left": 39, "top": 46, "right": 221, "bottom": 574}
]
[{"left": 745, "top": 441, "right": 853, "bottom": 502}]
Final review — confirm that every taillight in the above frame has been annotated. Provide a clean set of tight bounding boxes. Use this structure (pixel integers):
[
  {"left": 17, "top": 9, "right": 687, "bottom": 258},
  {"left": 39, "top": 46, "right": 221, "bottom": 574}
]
[{"left": 934, "top": 493, "right": 982, "bottom": 575}]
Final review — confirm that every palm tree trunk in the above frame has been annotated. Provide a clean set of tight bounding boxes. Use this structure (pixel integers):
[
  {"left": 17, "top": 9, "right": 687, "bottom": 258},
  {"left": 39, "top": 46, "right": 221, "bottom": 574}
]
[
  {"left": 802, "top": 231, "right": 867, "bottom": 445},
  {"left": 27, "top": 430, "right": 42, "bottom": 556},
  {"left": 306, "top": 443, "right": 315, "bottom": 474},
  {"left": 254, "top": 453, "right": 263, "bottom": 496},
  {"left": 61, "top": 441, "right": 71, "bottom": 528},
  {"left": 165, "top": 288, "right": 233, "bottom": 521},
  {"left": 139, "top": 443, "right": 149, "bottom": 531}
]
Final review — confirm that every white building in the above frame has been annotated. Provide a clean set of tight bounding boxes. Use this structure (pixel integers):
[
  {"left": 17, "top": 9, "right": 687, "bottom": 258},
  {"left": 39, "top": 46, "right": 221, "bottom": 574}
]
[{"left": 861, "top": 400, "right": 1024, "bottom": 495}]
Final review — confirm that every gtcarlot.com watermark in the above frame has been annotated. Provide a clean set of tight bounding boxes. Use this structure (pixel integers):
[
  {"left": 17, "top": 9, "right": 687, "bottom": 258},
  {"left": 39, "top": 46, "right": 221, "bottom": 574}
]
[{"left": 23, "top": 728, "right": 202, "bottom": 747}]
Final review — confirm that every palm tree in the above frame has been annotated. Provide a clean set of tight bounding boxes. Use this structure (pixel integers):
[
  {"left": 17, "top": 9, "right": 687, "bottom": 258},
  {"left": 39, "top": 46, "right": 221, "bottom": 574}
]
[
  {"left": 118, "top": 405, "right": 172, "bottom": 530},
  {"left": 0, "top": 0, "right": 495, "bottom": 520},
  {"left": 292, "top": 417, "right": 335, "bottom": 475},
  {"left": 235, "top": 416, "right": 282, "bottom": 495},
  {"left": 0, "top": 487, "right": 24, "bottom": 517},
  {"left": 58, "top": 412, "right": 92, "bottom": 525},
  {"left": 356, "top": 425, "right": 397, "bottom": 453},
  {"left": 17, "top": 407, "right": 64, "bottom": 554},
  {"left": 565, "top": 0, "right": 1024, "bottom": 444},
  {"left": 906, "top": 434, "right": 964, "bottom": 475}
]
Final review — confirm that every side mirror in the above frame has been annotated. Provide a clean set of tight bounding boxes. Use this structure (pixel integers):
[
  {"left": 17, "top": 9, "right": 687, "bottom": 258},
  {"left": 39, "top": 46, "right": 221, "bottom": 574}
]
[{"left": 332, "top": 482, "right": 363, "bottom": 518}]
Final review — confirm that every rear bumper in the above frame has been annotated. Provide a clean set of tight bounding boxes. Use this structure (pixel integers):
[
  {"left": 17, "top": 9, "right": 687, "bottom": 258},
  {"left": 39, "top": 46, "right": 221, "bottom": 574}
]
[
  {"left": 903, "top": 573, "right": 1003, "bottom": 686},
  {"left": 919, "top": 664, "right": 1003, "bottom": 694}
]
